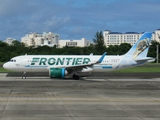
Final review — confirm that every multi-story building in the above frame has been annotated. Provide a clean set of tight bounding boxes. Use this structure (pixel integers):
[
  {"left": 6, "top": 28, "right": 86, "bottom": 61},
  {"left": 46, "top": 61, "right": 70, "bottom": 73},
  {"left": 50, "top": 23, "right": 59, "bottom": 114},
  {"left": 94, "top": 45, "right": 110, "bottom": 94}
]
[
  {"left": 104, "top": 29, "right": 160, "bottom": 47},
  {"left": 153, "top": 29, "right": 160, "bottom": 42},
  {"left": 58, "top": 38, "right": 91, "bottom": 48},
  {"left": 4, "top": 38, "right": 16, "bottom": 45},
  {"left": 21, "top": 32, "right": 60, "bottom": 47}
]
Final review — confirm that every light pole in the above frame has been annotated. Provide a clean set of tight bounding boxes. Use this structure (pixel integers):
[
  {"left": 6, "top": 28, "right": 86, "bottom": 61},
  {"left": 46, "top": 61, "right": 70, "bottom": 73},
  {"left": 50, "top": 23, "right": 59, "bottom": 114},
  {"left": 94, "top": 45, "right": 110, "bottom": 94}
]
[
  {"left": 157, "top": 33, "right": 160, "bottom": 63},
  {"left": 157, "top": 44, "right": 159, "bottom": 63}
]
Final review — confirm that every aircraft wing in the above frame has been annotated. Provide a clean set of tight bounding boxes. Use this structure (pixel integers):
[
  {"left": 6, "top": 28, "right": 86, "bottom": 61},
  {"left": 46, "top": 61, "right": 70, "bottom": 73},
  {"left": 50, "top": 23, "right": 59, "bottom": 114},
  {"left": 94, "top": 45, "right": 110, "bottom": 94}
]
[{"left": 48, "top": 52, "right": 106, "bottom": 71}]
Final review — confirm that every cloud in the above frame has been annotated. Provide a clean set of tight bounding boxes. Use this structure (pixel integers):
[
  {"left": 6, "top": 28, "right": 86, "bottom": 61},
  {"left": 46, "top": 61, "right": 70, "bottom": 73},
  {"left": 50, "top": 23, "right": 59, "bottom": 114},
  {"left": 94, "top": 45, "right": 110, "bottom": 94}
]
[
  {"left": 0, "top": 0, "right": 160, "bottom": 41},
  {"left": 44, "top": 16, "right": 70, "bottom": 27}
]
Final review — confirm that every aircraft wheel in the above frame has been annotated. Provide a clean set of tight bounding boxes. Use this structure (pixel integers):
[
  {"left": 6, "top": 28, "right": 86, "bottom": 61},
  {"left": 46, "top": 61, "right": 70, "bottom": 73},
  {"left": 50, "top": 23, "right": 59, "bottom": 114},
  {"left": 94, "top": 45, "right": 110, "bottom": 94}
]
[
  {"left": 22, "top": 71, "right": 26, "bottom": 79},
  {"left": 73, "top": 74, "right": 80, "bottom": 80}
]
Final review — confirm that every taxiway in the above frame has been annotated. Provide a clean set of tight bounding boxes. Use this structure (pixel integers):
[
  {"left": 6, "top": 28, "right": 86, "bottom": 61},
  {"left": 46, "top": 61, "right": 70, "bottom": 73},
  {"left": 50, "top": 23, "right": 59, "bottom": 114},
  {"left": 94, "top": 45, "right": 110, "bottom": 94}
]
[{"left": 0, "top": 73, "right": 160, "bottom": 120}]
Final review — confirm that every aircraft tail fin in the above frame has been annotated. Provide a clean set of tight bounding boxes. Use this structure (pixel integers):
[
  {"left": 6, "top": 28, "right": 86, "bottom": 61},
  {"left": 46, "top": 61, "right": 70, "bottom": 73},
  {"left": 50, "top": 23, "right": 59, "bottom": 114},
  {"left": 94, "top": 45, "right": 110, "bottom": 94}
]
[{"left": 125, "top": 32, "right": 152, "bottom": 59}]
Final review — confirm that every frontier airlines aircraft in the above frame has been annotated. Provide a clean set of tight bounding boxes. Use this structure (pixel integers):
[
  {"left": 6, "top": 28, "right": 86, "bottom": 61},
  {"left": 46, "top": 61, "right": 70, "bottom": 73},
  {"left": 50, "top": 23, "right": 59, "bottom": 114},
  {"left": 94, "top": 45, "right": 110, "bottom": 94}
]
[{"left": 3, "top": 32, "right": 155, "bottom": 79}]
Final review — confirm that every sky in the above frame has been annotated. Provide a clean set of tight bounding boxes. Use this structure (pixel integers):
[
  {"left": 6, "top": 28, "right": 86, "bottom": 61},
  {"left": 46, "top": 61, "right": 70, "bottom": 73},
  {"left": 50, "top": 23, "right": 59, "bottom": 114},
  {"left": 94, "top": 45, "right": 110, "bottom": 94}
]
[{"left": 0, "top": 0, "right": 160, "bottom": 41}]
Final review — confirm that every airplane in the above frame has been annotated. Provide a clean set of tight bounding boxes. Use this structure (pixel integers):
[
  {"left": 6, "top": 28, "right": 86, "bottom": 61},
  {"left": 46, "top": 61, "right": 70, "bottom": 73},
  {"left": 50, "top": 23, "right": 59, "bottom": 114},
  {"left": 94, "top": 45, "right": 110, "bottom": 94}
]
[{"left": 3, "top": 32, "right": 155, "bottom": 80}]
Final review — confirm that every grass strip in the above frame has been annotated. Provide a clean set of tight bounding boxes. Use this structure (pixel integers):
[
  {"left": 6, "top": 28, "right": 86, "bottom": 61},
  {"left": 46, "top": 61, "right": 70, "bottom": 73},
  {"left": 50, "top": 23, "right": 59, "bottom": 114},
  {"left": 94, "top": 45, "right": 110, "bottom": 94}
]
[
  {"left": 0, "top": 68, "right": 11, "bottom": 73},
  {"left": 114, "top": 67, "right": 160, "bottom": 72}
]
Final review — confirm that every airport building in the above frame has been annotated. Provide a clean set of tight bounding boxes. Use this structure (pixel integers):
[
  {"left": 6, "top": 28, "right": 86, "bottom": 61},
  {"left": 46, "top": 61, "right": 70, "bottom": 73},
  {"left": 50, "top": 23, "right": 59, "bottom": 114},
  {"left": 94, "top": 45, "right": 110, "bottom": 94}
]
[
  {"left": 4, "top": 38, "right": 16, "bottom": 45},
  {"left": 21, "top": 32, "right": 60, "bottom": 47},
  {"left": 21, "top": 29, "right": 160, "bottom": 48},
  {"left": 58, "top": 38, "right": 91, "bottom": 48},
  {"left": 21, "top": 32, "right": 90, "bottom": 48},
  {"left": 103, "top": 29, "right": 160, "bottom": 47}
]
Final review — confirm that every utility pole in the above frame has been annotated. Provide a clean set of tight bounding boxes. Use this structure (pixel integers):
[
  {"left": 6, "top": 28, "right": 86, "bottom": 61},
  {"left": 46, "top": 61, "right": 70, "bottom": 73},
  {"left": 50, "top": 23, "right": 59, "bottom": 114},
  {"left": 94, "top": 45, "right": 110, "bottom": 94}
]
[
  {"left": 157, "top": 33, "right": 160, "bottom": 63},
  {"left": 157, "top": 44, "right": 159, "bottom": 63}
]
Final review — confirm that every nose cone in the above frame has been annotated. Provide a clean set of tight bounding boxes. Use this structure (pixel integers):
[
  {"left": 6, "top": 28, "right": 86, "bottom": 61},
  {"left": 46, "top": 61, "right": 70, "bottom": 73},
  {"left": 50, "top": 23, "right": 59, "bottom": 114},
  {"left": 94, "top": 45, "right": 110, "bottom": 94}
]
[{"left": 3, "top": 63, "right": 9, "bottom": 70}]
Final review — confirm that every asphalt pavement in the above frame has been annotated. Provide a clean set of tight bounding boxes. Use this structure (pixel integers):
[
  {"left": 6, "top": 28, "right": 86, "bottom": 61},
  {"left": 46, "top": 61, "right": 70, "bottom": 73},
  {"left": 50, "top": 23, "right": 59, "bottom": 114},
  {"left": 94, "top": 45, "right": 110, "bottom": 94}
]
[{"left": 0, "top": 73, "right": 160, "bottom": 120}]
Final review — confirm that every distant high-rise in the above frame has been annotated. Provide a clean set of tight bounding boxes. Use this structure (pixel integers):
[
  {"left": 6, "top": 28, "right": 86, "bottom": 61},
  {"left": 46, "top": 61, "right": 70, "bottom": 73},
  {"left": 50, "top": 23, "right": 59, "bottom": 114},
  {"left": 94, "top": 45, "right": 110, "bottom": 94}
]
[
  {"left": 103, "top": 29, "right": 160, "bottom": 47},
  {"left": 58, "top": 38, "right": 91, "bottom": 48},
  {"left": 21, "top": 32, "right": 60, "bottom": 47},
  {"left": 4, "top": 38, "right": 16, "bottom": 45}
]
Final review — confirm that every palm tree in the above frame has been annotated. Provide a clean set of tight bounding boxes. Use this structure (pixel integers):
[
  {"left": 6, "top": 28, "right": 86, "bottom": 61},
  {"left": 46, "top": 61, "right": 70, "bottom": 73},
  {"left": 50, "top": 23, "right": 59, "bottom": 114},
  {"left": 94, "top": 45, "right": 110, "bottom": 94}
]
[{"left": 93, "top": 31, "right": 106, "bottom": 54}]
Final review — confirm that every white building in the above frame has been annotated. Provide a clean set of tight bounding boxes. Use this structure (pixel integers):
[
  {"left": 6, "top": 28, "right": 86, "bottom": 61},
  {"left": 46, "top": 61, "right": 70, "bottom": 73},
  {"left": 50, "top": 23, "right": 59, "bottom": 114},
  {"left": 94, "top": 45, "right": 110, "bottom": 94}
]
[
  {"left": 104, "top": 29, "right": 160, "bottom": 47},
  {"left": 21, "top": 32, "right": 60, "bottom": 47},
  {"left": 153, "top": 29, "right": 160, "bottom": 42},
  {"left": 58, "top": 38, "right": 91, "bottom": 48},
  {"left": 4, "top": 38, "right": 16, "bottom": 45}
]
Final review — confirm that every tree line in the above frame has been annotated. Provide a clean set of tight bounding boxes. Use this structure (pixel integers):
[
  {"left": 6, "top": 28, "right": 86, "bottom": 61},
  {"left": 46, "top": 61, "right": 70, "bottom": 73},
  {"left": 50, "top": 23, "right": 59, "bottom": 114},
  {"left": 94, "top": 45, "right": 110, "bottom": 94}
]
[{"left": 0, "top": 31, "right": 160, "bottom": 62}]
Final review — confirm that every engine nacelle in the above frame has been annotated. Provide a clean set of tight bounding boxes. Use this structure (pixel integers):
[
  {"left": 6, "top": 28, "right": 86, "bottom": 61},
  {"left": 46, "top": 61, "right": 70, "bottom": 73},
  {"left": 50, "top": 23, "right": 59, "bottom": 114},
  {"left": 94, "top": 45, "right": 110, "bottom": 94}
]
[{"left": 49, "top": 68, "right": 68, "bottom": 78}]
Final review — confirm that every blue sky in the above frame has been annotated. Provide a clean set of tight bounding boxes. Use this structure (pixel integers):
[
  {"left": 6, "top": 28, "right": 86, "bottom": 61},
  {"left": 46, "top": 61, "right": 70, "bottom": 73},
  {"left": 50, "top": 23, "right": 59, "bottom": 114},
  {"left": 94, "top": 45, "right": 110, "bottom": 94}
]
[{"left": 0, "top": 0, "right": 160, "bottom": 41}]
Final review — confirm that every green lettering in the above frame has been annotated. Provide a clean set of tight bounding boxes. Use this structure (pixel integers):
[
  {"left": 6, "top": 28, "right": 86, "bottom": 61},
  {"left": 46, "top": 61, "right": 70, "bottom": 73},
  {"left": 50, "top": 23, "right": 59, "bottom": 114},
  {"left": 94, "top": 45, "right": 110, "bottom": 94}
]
[
  {"left": 72, "top": 58, "right": 76, "bottom": 65},
  {"left": 56, "top": 58, "right": 65, "bottom": 65},
  {"left": 39, "top": 58, "right": 47, "bottom": 65},
  {"left": 48, "top": 58, "right": 56, "bottom": 65},
  {"left": 31, "top": 58, "right": 40, "bottom": 65},
  {"left": 75, "top": 58, "right": 82, "bottom": 65},
  {"left": 66, "top": 58, "right": 72, "bottom": 65},
  {"left": 83, "top": 58, "right": 90, "bottom": 64}
]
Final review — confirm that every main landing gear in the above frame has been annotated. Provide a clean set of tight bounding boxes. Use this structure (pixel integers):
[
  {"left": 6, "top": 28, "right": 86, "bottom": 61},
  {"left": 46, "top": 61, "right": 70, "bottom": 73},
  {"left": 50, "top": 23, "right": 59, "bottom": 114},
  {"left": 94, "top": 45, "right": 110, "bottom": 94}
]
[{"left": 73, "top": 74, "right": 80, "bottom": 80}]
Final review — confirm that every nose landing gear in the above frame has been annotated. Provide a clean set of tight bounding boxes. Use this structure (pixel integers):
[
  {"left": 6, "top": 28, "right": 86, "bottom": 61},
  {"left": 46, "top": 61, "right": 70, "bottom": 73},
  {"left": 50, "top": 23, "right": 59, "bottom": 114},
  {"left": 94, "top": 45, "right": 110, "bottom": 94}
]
[{"left": 22, "top": 71, "right": 26, "bottom": 79}]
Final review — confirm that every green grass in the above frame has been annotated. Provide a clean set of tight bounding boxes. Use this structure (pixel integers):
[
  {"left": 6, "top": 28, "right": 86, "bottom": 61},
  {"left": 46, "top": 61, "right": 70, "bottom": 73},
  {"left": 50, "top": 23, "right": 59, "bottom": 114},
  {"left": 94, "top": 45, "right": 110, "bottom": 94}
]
[
  {"left": 0, "top": 62, "right": 4, "bottom": 65},
  {"left": 0, "top": 62, "right": 11, "bottom": 73},
  {"left": 114, "top": 67, "right": 160, "bottom": 72},
  {"left": 0, "top": 67, "right": 11, "bottom": 73}
]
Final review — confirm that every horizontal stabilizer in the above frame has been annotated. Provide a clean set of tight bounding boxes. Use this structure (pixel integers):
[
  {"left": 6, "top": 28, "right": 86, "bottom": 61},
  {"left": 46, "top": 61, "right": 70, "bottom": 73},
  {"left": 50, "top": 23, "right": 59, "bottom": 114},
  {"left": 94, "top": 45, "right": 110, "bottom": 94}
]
[{"left": 135, "top": 57, "right": 155, "bottom": 62}]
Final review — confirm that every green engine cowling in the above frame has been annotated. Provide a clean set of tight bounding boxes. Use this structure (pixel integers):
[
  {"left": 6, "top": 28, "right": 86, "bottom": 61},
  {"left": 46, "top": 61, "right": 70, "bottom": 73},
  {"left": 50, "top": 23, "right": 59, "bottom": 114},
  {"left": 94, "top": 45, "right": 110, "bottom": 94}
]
[{"left": 49, "top": 68, "right": 68, "bottom": 78}]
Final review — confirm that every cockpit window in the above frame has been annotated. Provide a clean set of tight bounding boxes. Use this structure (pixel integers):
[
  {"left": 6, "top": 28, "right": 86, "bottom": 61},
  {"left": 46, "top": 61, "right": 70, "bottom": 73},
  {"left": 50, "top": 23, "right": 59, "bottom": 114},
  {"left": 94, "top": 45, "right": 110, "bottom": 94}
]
[{"left": 10, "top": 59, "right": 16, "bottom": 62}]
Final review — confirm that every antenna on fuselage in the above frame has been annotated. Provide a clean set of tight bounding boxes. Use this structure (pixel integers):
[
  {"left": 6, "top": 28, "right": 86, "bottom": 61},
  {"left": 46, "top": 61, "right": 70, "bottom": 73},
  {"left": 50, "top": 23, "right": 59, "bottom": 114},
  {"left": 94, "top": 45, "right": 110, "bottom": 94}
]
[
  {"left": 25, "top": 53, "right": 27, "bottom": 56},
  {"left": 89, "top": 53, "right": 93, "bottom": 56}
]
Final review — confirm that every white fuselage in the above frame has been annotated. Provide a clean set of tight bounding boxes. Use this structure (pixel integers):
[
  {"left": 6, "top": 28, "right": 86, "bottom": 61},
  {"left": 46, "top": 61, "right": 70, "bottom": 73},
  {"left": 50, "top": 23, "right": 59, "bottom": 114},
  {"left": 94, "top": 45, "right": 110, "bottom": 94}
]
[{"left": 3, "top": 55, "right": 143, "bottom": 72}]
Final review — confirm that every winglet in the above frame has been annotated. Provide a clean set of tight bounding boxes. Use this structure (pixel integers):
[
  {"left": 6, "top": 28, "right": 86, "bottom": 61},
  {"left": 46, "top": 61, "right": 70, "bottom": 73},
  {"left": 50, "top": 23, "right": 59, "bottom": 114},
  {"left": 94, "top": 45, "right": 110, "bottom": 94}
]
[{"left": 96, "top": 52, "right": 107, "bottom": 64}]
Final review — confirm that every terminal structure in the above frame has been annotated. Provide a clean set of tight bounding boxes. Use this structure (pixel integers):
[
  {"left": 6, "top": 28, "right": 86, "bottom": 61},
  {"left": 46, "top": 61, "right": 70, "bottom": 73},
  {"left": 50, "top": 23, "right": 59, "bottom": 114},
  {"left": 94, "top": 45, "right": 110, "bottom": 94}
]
[
  {"left": 3, "top": 29, "right": 160, "bottom": 47},
  {"left": 4, "top": 38, "right": 16, "bottom": 45},
  {"left": 103, "top": 29, "right": 160, "bottom": 47},
  {"left": 21, "top": 32, "right": 60, "bottom": 47},
  {"left": 58, "top": 38, "right": 91, "bottom": 48},
  {"left": 21, "top": 32, "right": 90, "bottom": 48}
]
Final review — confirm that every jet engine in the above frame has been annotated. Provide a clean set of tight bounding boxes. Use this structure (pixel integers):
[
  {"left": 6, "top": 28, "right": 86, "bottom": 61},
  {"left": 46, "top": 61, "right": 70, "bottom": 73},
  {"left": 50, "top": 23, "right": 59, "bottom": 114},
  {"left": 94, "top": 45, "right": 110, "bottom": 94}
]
[{"left": 49, "top": 68, "right": 68, "bottom": 78}]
